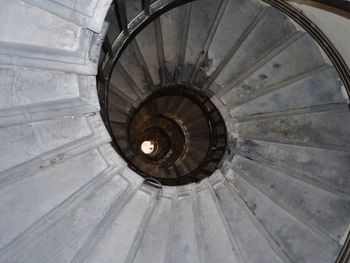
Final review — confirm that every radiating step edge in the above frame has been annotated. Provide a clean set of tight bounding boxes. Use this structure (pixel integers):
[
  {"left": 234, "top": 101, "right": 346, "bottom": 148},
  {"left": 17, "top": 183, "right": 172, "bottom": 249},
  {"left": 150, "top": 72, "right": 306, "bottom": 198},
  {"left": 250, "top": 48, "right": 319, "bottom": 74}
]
[
  {"left": 203, "top": 178, "right": 245, "bottom": 263},
  {"left": 231, "top": 144, "right": 350, "bottom": 198},
  {"left": 0, "top": 164, "right": 126, "bottom": 261},
  {"left": 190, "top": 185, "right": 206, "bottom": 263},
  {"left": 20, "top": 0, "right": 112, "bottom": 32},
  {"left": 231, "top": 162, "right": 339, "bottom": 245},
  {"left": 70, "top": 173, "right": 144, "bottom": 263},
  {"left": 216, "top": 170, "right": 294, "bottom": 263},
  {"left": 0, "top": 114, "right": 112, "bottom": 188},
  {"left": 0, "top": 25, "right": 107, "bottom": 75},
  {"left": 216, "top": 31, "right": 305, "bottom": 100},
  {"left": 124, "top": 186, "right": 162, "bottom": 263}
]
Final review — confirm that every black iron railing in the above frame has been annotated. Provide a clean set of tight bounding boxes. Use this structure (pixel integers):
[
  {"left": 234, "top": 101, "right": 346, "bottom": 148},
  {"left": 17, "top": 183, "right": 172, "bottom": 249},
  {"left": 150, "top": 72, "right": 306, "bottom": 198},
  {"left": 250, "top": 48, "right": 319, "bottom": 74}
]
[
  {"left": 98, "top": 0, "right": 227, "bottom": 186},
  {"left": 308, "top": 0, "right": 350, "bottom": 12},
  {"left": 266, "top": 0, "right": 350, "bottom": 98},
  {"left": 97, "top": 0, "right": 350, "bottom": 259}
]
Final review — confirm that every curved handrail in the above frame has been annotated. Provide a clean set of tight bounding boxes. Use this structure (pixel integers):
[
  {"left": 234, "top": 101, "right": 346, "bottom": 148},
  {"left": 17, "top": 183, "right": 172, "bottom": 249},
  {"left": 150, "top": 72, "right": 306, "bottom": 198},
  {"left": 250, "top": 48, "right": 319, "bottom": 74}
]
[
  {"left": 262, "top": 4, "right": 350, "bottom": 261},
  {"left": 98, "top": 0, "right": 350, "bottom": 261},
  {"left": 99, "top": 0, "right": 227, "bottom": 186},
  {"left": 306, "top": 0, "right": 350, "bottom": 12},
  {"left": 263, "top": 0, "right": 350, "bottom": 99}
]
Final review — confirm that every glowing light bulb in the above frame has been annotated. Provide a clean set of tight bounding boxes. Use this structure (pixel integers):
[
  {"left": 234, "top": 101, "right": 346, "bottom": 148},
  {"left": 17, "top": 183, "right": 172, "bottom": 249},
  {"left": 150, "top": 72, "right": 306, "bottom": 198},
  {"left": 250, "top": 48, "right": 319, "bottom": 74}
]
[{"left": 141, "top": 140, "right": 155, "bottom": 154}]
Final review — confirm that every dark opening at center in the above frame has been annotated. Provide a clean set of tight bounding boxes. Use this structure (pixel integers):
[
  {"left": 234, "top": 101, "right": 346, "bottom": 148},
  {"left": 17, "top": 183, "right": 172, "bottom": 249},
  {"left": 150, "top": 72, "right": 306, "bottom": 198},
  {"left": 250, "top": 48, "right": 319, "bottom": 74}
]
[{"left": 103, "top": 85, "right": 227, "bottom": 186}]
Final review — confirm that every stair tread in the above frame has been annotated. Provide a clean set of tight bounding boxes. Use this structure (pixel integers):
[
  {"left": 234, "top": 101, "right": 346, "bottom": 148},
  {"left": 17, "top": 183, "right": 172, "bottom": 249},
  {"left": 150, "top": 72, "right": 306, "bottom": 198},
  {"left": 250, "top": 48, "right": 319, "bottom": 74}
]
[
  {"left": 180, "top": 0, "right": 222, "bottom": 82},
  {"left": 235, "top": 107, "right": 350, "bottom": 151},
  {"left": 170, "top": 188, "right": 200, "bottom": 263},
  {"left": 0, "top": 167, "right": 131, "bottom": 263},
  {"left": 210, "top": 7, "right": 297, "bottom": 93},
  {"left": 196, "top": 182, "right": 241, "bottom": 263},
  {"left": 0, "top": 115, "right": 109, "bottom": 174},
  {"left": 133, "top": 192, "right": 173, "bottom": 263},
  {"left": 0, "top": 66, "right": 99, "bottom": 127},
  {"left": 20, "top": 0, "right": 111, "bottom": 31},
  {"left": 228, "top": 166, "right": 340, "bottom": 263},
  {"left": 135, "top": 21, "right": 161, "bottom": 86},
  {"left": 234, "top": 138, "right": 350, "bottom": 194},
  {"left": 200, "top": 0, "right": 261, "bottom": 79},
  {"left": 230, "top": 66, "right": 344, "bottom": 118},
  {"left": 222, "top": 34, "right": 327, "bottom": 106},
  {"left": 211, "top": 173, "right": 286, "bottom": 263},
  {"left": 0, "top": 0, "right": 102, "bottom": 74},
  {"left": 232, "top": 155, "right": 350, "bottom": 240}
]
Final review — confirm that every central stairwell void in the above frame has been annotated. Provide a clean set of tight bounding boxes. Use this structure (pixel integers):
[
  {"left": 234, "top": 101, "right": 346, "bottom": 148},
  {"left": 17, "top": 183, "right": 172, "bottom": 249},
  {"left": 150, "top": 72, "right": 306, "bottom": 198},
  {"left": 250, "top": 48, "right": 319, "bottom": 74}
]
[
  {"left": 93, "top": 0, "right": 350, "bottom": 261},
  {"left": 0, "top": 0, "right": 349, "bottom": 262},
  {"left": 105, "top": 84, "right": 227, "bottom": 185}
]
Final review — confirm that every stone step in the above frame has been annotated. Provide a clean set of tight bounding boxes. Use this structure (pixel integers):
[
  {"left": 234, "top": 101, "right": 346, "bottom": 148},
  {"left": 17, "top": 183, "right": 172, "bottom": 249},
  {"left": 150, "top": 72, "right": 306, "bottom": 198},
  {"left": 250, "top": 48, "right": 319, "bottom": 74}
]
[
  {"left": 0, "top": 66, "right": 99, "bottom": 127},
  {"left": 0, "top": 0, "right": 106, "bottom": 74}
]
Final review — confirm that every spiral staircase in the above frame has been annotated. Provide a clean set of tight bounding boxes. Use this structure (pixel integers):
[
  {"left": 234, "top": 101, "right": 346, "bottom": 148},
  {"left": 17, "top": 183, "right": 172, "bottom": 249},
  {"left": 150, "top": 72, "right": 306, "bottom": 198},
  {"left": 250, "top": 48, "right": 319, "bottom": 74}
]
[{"left": 0, "top": 0, "right": 350, "bottom": 262}]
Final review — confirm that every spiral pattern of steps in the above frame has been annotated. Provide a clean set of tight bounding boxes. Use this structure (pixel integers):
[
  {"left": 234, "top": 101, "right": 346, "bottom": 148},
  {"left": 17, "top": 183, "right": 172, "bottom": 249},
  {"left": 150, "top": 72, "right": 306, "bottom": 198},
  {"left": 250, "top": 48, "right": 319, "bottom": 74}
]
[
  {"left": 0, "top": 0, "right": 349, "bottom": 262},
  {"left": 107, "top": 84, "right": 227, "bottom": 185}
]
